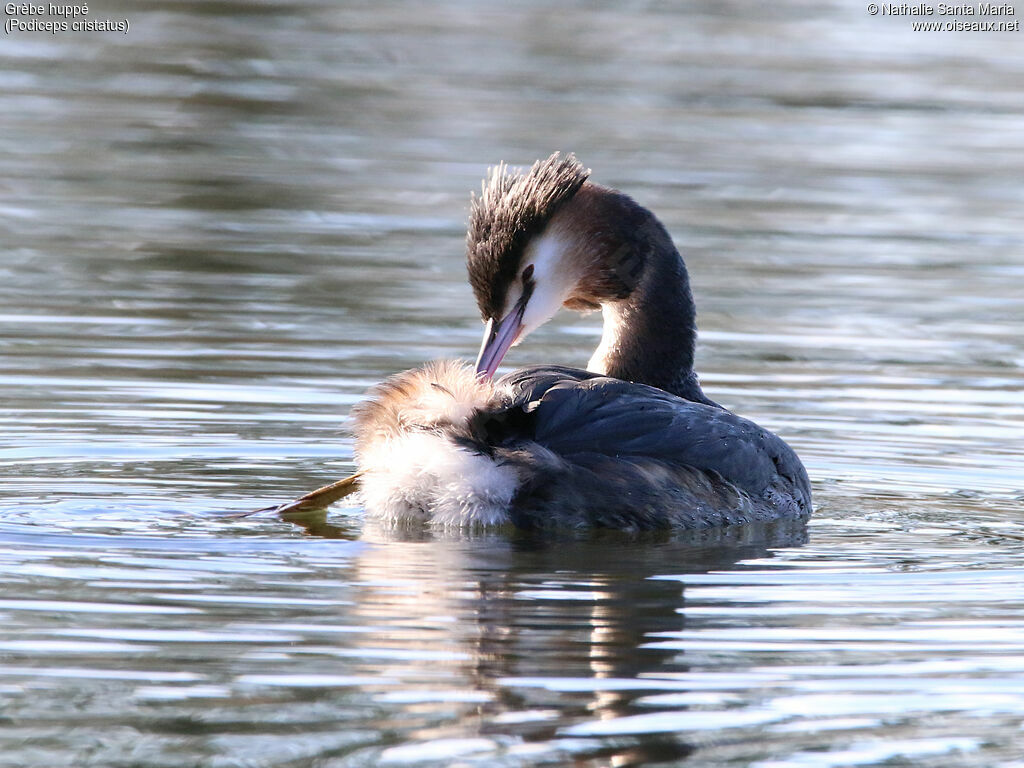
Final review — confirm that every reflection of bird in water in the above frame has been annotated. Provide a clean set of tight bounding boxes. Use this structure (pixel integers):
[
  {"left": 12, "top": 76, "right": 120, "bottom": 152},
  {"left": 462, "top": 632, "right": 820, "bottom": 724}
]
[
  {"left": 353, "top": 153, "right": 811, "bottom": 530},
  {"left": 329, "top": 524, "right": 807, "bottom": 766}
]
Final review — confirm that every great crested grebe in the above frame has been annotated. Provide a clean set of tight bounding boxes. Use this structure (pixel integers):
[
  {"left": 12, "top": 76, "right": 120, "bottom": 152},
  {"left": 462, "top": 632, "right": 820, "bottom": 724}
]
[{"left": 352, "top": 153, "right": 811, "bottom": 530}]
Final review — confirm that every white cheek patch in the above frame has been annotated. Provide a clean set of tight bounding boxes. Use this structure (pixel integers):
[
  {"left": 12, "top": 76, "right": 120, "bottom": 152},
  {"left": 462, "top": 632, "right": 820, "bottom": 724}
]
[{"left": 515, "top": 229, "right": 578, "bottom": 341}]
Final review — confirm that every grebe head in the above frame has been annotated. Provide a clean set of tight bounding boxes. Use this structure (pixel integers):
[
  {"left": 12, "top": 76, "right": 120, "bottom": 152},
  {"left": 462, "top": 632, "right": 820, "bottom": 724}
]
[{"left": 468, "top": 152, "right": 655, "bottom": 380}]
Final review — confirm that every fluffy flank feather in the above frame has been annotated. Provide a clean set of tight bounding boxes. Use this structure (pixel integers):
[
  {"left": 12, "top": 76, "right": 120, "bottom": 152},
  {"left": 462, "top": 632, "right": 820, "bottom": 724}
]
[
  {"left": 352, "top": 360, "right": 491, "bottom": 450},
  {"left": 352, "top": 360, "right": 517, "bottom": 528}
]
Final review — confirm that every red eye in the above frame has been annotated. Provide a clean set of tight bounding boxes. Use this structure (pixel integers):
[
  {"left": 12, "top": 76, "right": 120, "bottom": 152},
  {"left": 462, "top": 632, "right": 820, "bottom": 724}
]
[{"left": 522, "top": 264, "right": 534, "bottom": 282}]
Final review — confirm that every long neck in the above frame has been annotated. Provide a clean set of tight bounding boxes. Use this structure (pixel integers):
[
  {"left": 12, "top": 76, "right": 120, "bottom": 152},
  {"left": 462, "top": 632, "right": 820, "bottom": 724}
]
[{"left": 585, "top": 209, "right": 714, "bottom": 404}]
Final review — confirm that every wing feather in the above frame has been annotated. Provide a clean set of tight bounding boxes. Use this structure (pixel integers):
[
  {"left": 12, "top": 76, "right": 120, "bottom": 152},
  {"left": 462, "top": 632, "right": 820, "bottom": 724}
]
[{"left": 493, "top": 366, "right": 809, "bottom": 509}]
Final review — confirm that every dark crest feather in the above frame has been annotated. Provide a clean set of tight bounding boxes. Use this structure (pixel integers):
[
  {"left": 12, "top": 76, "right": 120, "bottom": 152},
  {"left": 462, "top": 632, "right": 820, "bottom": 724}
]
[{"left": 466, "top": 152, "right": 590, "bottom": 319}]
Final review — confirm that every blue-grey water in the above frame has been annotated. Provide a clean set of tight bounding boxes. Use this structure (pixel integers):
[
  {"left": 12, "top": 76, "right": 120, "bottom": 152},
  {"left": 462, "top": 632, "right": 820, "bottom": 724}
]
[{"left": 2, "top": 1, "right": 1023, "bottom": 766}]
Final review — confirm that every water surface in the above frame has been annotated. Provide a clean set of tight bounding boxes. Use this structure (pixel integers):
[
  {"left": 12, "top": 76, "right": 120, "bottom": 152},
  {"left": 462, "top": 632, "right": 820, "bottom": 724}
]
[{"left": 1, "top": 1, "right": 1023, "bottom": 765}]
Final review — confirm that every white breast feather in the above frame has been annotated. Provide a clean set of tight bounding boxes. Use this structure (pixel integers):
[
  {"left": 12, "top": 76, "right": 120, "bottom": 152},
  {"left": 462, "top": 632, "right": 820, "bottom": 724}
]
[{"left": 360, "top": 433, "right": 516, "bottom": 527}]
